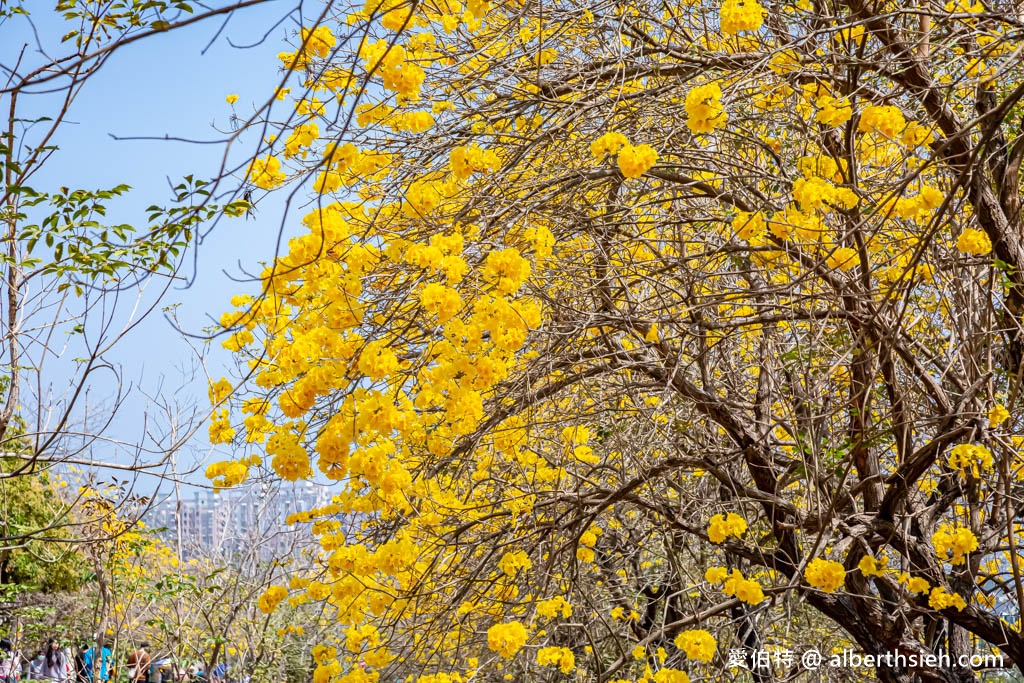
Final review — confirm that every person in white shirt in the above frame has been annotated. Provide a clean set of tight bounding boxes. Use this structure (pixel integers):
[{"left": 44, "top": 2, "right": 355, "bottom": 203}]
[
  {"left": 40, "top": 642, "right": 67, "bottom": 682},
  {"left": 0, "top": 638, "right": 22, "bottom": 683}
]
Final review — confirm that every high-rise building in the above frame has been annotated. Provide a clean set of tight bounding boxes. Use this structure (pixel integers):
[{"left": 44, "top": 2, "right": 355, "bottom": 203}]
[{"left": 145, "top": 480, "right": 337, "bottom": 561}]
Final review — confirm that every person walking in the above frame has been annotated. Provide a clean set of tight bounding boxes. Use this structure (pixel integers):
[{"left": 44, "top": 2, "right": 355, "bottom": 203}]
[
  {"left": 71, "top": 645, "right": 86, "bottom": 683},
  {"left": 79, "top": 644, "right": 111, "bottom": 683},
  {"left": 0, "top": 638, "right": 22, "bottom": 683},
  {"left": 26, "top": 653, "right": 44, "bottom": 681},
  {"left": 40, "top": 642, "right": 67, "bottom": 682},
  {"left": 125, "top": 645, "right": 150, "bottom": 683}
]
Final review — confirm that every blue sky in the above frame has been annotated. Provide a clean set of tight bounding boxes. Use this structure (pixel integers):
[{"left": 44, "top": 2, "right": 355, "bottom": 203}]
[{"left": 2, "top": 2, "right": 308, "bottom": 490}]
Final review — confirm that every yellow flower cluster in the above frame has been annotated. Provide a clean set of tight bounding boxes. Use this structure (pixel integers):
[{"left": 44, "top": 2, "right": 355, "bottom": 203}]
[
  {"left": 591, "top": 133, "right": 658, "bottom": 178},
  {"left": 208, "top": 408, "right": 235, "bottom": 444},
  {"left": 767, "top": 49, "right": 799, "bottom": 74},
  {"left": 832, "top": 25, "right": 865, "bottom": 45},
  {"left": 487, "top": 621, "right": 528, "bottom": 659},
  {"left": 420, "top": 283, "right": 463, "bottom": 322},
  {"left": 450, "top": 144, "right": 502, "bottom": 179},
  {"left": 858, "top": 105, "right": 907, "bottom": 138},
  {"left": 945, "top": 0, "right": 983, "bottom": 11},
  {"left": 311, "top": 660, "right": 341, "bottom": 683},
  {"left": 258, "top": 585, "right": 288, "bottom": 614},
  {"left": 576, "top": 525, "right": 602, "bottom": 563},
  {"left": 208, "top": 377, "right": 232, "bottom": 404},
  {"left": 704, "top": 566, "right": 729, "bottom": 583},
  {"left": 404, "top": 230, "right": 468, "bottom": 284},
  {"left": 345, "top": 623, "right": 382, "bottom": 653},
  {"left": 358, "top": 340, "right": 401, "bottom": 380},
  {"left": 284, "top": 122, "right": 319, "bottom": 158},
  {"left": 674, "top": 629, "right": 717, "bottom": 662},
  {"left": 536, "top": 647, "right": 575, "bottom": 673},
  {"left": 323, "top": 141, "right": 362, "bottom": 171},
  {"left": 826, "top": 246, "right": 860, "bottom": 271},
  {"left": 563, "top": 424, "right": 599, "bottom": 463},
  {"left": 536, "top": 596, "right": 573, "bottom": 618},
  {"left": 897, "top": 573, "right": 931, "bottom": 594},
  {"left": 617, "top": 143, "right": 659, "bottom": 179},
  {"left": 901, "top": 121, "right": 936, "bottom": 148},
  {"left": 466, "top": 0, "right": 490, "bottom": 18},
  {"left": 814, "top": 94, "right": 852, "bottom": 127},
  {"left": 307, "top": 581, "right": 331, "bottom": 600},
  {"left": 498, "top": 550, "right": 532, "bottom": 576},
  {"left": 932, "top": 524, "right": 978, "bottom": 565},
  {"left": 482, "top": 247, "right": 532, "bottom": 295},
  {"left": 765, "top": 204, "right": 827, "bottom": 242},
  {"left": 414, "top": 676, "right": 464, "bottom": 683},
  {"left": 296, "top": 96, "right": 325, "bottom": 117},
  {"left": 989, "top": 403, "right": 1010, "bottom": 428},
  {"left": 361, "top": 41, "right": 426, "bottom": 98},
  {"left": 798, "top": 155, "right": 846, "bottom": 182},
  {"left": 707, "top": 512, "right": 747, "bottom": 543},
  {"left": 805, "top": 558, "right": 846, "bottom": 593},
  {"left": 719, "top": 0, "right": 765, "bottom": 35},
  {"left": 947, "top": 443, "right": 994, "bottom": 479},
  {"left": 205, "top": 455, "right": 260, "bottom": 490},
  {"left": 300, "top": 25, "right": 336, "bottom": 58},
  {"left": 731, "top": 211, "right": 766, "bottom": 241},
  {"left": 310, "top": 644, "right": 335, "bottom": 665},
  {"left": 653, "top": 669, "right": 690, "bottom": 683},
  {"left": 709, "top": 568, "right": 765, "bottom": 604},
  {"left": 266, "top": 429, "right": 312, "bottom": 481},
  {"left": 610, "top": 606, "right": 639, "bottom": 621},
  {"left": 791, "top": 176, "right": 858, "bottom": 212},
  {"left": 957, "top": 228, "right": 992, "bottom": 255},
  {"left": 248, "top": 155, "right": 286, "bottom": 190},
  {"left": 928, "top": 587, "right": 967, "bottom": 611},
  {"left": 685, "top": 83, "right": 727, "bottom": 134},
  {"left": 392, "top": 110, "right": 434, "bottom": 133},
  {"left": 364, "top": 0, "right": 417, "bottom": 31},
  {"left": 591, "top": 131, "right": 628, "bottom": 158},
  {"left": 404, "top": 178, "right": 443, "bottom": 216},
  {"left": 857, "top": 554, "right": 890, "bottom": 577}
]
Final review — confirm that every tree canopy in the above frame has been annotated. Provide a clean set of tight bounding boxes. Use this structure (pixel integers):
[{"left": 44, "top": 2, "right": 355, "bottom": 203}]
[
  {"left": 1, "top": 1, "right": 307, "bottom": 674},
  {"left": 208, "top": 0, "right": 1024, "bottom": 681}
]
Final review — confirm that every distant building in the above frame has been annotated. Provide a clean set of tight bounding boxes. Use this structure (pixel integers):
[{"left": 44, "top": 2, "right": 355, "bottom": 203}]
[{"left": 145, "top": 480, "right": 337, "bottom": 561}]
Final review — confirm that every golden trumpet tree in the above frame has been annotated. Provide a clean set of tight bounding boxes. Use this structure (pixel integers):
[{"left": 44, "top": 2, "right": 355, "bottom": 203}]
[
  {"left": 104, "top": 529, "right": 324, "bottom": 683},
  {"left": 212, "top": 0, "right": 1024, "bottom": 680}
]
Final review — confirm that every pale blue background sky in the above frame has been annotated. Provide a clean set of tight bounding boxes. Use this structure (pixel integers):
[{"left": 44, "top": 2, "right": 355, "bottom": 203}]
[{"left": 2, "top": 1, "right": 311, "bottom": 490}]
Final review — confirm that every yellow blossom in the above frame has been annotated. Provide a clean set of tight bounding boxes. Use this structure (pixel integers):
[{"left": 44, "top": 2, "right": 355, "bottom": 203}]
[
  {"left": 932, "top": 524, "right": 978, "bottom": 565},
  {"left": 929, "top": 587, "right": 967, "bottom": 611},
  {"left": 674, "top": 629, "right": 716, "bottom": 662},
  {"left": 685, "top": 83, "right": 727, "bottom": 134},
  {"left": 957, "top": 228, "right": 992, "bottom": 256},
  {"left": 247, "top": 155, "right": 286, "bottom": 190},
  {"left": 487, "top": 621, "right": 528, "bottom": 659},
  {"left": 989, "top": 404, "right": 1010, "bottom": 428},
  {"left": 707, "top": 512, "right": 747, "bottom": 543},
  {"left": 617, "top": 143, "right": 658, "bottom": 178},
  {"left": 947, "top": 443, "right": 994, "bottom": 479},
  {"left": 536, "top": 647, "right": 575, "bottom": 673},
  {"left": 719, "top": 0, "right": 765, "bottom": 35},
  {"left": 857, "top": 554, "right": 890, "bottom": 577},
  {"left": 805, "top": 558, "right": 846, "bottom": 593}
]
